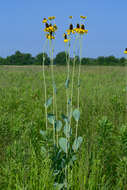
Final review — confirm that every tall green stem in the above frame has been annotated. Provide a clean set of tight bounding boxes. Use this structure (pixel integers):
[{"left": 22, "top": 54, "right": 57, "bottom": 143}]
[
  {"left": 76, "top": 35, "right": 83, "bottom": 138},
  {"left": 70, "top": 35, "right": 78, "bottom": 127},
  {"left": 42, "top": 39, "right": 48, "bottom": 130},
  {"left": 49, "top": 39, "right": 56, "bottom": 145}
]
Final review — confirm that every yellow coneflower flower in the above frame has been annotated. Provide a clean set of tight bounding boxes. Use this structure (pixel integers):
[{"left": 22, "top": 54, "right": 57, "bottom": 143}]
[
  {"left": 64, "top": 33, "right": 70, "bottom": 43},
  {"left": 46, "top": 33, "right": 55, "bottom": 40},
  {"left": 74, "top": 23, "right": 81, "bottom": 33},
  {"left": 48, "top": 16, "right": 56, "bottom": 20},
  {"left": 44, "top": 23, "right": 56, "bottom": 33},
  {"left": 42, "top": 18, "right": 47, "bottom": 23},
  {"left": 74, "top": 24, "right": 88, "bottom": 34},
  {"left": 53, "top": 24, "right": 58, "bottom": 31},
  {"left": 44, "top": 23, "right": 49, "bottom": 32},
  {"left": 80, "top": 16, "right": 87, "bottom": 19},
  {"left": 49, "top": 25, "right": 55, "bottom": 32},
  {"left": 69, "top": 16, "right": 73, "bottom": 19},
  {"left": 124, "top": 48, "right": 127, "bottom": 54},
  {"left": 66, "top": 24, "right": 75, "bottom": 35},
  {"left": 80, "top": 24, "right": 88, "bottom": 34}
]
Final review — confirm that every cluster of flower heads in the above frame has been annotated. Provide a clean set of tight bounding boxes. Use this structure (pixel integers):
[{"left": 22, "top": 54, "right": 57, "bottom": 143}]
[
  {"left": 64, "top": 15, "right": 88, "bottom": 43},
  {"left": 42, "top": 16, "right": 57, "bottom": 40},
  {"left": 124, "top": 48, "right": 127, "bottom": 54}
]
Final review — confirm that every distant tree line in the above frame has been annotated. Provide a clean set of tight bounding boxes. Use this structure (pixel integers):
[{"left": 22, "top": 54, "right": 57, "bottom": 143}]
[{"left": 0, "top": 51, "right": 127, "bottom": 66}]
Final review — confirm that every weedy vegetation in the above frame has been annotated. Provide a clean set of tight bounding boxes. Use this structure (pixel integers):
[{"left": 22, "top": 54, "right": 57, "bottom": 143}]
[{"left": 0, "top": 15, "right": 127, "bottom": 190}]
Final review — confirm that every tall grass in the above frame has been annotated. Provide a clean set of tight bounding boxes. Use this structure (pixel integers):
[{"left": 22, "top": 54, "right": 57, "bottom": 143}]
[{"left": 0, "top": 65, "right": 127, "bottom": 189}]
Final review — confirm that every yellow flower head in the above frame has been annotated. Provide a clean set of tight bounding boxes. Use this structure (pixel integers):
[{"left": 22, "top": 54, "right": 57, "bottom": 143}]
[
  {"left": 69, "top": 16, "right": 73, "bottom": 19},
  {"left": 64, "top": 33, "right": 70, "bottom": 43},
  {"left": 74, "top": 23, "right": 80, "bottom": 33},
  {"left": 74, "top": 23, "right": 88, "bottom": 34},
  {"left": 49, "top": 24, "right": 55, "bottom": 32},
  {"left": 66, "top": 24, "right": 75, "bottom": 35},
  {"left": 124, "top": 48, "right": 127, "bottom": 54},
  {"left": 53, "top": 24, "right": 58, "bottom": 31},
  {"left": 42, "top": 18, "right": 47, "bottom": 23},
  {"left": 80, "top": 16, "right": 87, "bottom": 19},
  {"left": 46, "top": 33, "right": 55, "bottom": 40},
  {"left": 48, "top": 16, "right": 56, "bottom": 20},
  {"left": 44, "top": 23, "right": 49, "bottom": 32},
  {"left": 44, "top": 23, "right": 56, "bottom": 33}
]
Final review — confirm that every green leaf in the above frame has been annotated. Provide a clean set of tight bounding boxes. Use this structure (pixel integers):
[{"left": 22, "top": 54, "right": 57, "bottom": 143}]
[
  {"left": 69, "top": 155, "right": 77, "bottom": 166},
  {"left": 65, "top": 78, "right": 69, "bottom": 88},
  {"left": 55, "top": 120, "right": 62, "bottom": 132},
  {"left": 59, "top": 137, "right": 69, "bottom": 153},
  {"left": 40, "top": 130, "right": 47, "bottom": 140},
  {"left": 61, "top": 114, "right": 69, "bottom": 124},
  {"left": 53, "top": 82, "right": 57, "bottom": 94},
  {"left": 78, "top": 81, "right": 80, "bottom": 87},
  {"left": 72, "top": 155, "right": 77, "bottom": 161},
  {"left": 44, "top": 97, "right": 52, "bottom": 107},
  {"left": 64, "top": 125, "right": 72, "bottom": 138},
  {"left": 68, "top": 98, "right": 71, "bottom": 105},
  {"left": 72, "top": 136, "right": 83, "bottom": 152},
  {"left": 54, "top": 183, "right": 64, "bottom": 190},
  {"left": 41, "top": 146, "right": 47, "bottom": 153},
  {"left": 73, "top": 109, "right": 80, "bottom": 122},
  {"left": 47, "top": 114, "right": 55, "bottom": 124},
  {"left": 40, "top": 130, "right": 47, "bottom": 136}
]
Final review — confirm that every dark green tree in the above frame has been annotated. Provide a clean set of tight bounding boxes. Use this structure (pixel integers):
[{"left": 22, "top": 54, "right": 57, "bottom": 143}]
[
  {"left": 0, "top": 57, "right": 5, "bottom": 65},
  {"left": 54, "top": 52, "right": 68, "bottom": 65},
  {"left": 97, "top": 56, "right": 105, "bottom": 65},
  {"left": 35, "top": 53, "right": 50, "bottom": 65}
]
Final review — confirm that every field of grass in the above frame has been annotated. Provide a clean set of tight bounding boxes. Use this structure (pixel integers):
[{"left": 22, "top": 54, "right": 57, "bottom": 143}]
[{"left": 0, "top": 65, "right": 127, "bottom": 190}]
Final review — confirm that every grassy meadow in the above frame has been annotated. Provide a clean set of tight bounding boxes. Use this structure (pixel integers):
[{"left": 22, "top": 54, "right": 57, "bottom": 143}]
[{"left": 0, "top": 65, "right": 127, "bottom": 189}]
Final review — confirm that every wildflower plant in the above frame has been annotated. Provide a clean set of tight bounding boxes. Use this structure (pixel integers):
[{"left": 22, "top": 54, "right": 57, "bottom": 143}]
[
  {"left": 124, "top": 48, "right": 127, "bottom": 54},
  {"left": 41, "top": 16, "right": 88, "bottom": 189}
]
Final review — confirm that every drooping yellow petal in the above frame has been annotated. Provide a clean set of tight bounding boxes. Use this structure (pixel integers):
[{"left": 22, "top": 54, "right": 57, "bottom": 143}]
[
  {"left": 80, "top": 16, "right": 87, "bottom": 19},
  {"left": 46, "top": 34, "right": 55, "bottom": 40},
  {"left": 48, "top": 16, "right": 56, "bottom": 20},
  {"left": 64, "top": 39, "right": 70, "bottom": 43},
  {"left": 42, "top": 18, "right": 47, "bottom": 23}
]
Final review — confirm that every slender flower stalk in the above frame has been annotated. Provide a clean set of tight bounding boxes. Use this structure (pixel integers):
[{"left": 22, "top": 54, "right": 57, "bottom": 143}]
[
  {"left": 42, "top": 17, "right": 58, "bottom": 145},
  {"left": 70, "top": 35, "right": 79, "bottom": 126},
  {"left": 42, "top": 40, "right": 48, "bottom": 130},
  {"left": 49, "top": 39, "right": 56, "bottom": 145},
  {"left": 76, "top": 34, "right": 83, "bottom": 138}
]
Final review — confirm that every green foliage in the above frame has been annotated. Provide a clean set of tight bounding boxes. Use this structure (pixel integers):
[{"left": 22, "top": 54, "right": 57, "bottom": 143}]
[
  {"left": 35, "top": 52, "right": 50, "bottom": 65},
  {"left": 45, "top": 97, "right": 53, "bottom": 107},
  {"left": 55, "top": 120, "right": 63, "bottom": 132},
  {"left": 73, "top": 109, "right": 80, "bottom": 122},
  {"left": 0, "top": 51, "right": 127, "bottom": 66},
  {"left": 54, "top": 51, "right": 67, "bottom": 65},
  {"left": 59, "top": 137, "right": 70, "bottom": 153},
  {"left": 0, "top": 66, "right": 127, "bottom": 189},
  {"left": 48, "top": 114, "right": 55, "bottom": 124},
  {"left": 72, "top": 137, "right": 83, "bottom": 152}
]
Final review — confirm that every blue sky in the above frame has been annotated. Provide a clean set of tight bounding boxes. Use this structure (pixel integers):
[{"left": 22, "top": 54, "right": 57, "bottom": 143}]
[{"left": 0, "top": 0, "right": 127, "bottom": 58}]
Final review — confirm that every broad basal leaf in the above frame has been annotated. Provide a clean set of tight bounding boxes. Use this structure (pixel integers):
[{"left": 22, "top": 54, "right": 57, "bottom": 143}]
[
  {"left": 65, "top": 78, "right": 69, "bottom": 88},
  {"left": 55, "top": 120, "right": 62, "bottom": 132},
  {"left": 72, "top": 136, "right": 83, "bottom": 152},
  {"left": 73, "top": 109, "right": 80, "bottom": 122},
  {"left": 59, "top": 137, "right": 70, "bottom": 153},
  {"left": 44, "top": 97, "right": 52, "bottom": 107},
  {"left": 64, "top": 125, "right": 72, "bottom": 138},
  {"left": 47, "top": 114, "right": 55, "bottom": 124},
  {"left": 61, "top": 114, "right": 69, "bottom": 124}
]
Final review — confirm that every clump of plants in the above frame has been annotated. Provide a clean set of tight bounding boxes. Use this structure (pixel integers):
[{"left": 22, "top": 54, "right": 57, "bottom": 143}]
[{"left": 40, "top": 16, "right": 88, "bottom": 189}]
